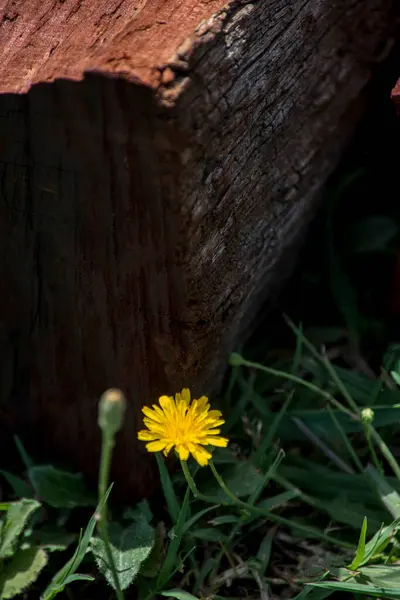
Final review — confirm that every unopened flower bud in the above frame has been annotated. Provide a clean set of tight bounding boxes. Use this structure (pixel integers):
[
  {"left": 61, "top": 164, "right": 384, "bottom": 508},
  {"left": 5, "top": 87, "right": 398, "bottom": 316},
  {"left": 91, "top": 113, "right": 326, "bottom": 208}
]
[
  {"left": 361, "top": 407, "right": 374, "bottom": 425},
  {"left": 98, "top": 388, "right": 126, "bottom": 436},
  {"left": 229, "top": 353, "right": 244, "bottom": 367}
]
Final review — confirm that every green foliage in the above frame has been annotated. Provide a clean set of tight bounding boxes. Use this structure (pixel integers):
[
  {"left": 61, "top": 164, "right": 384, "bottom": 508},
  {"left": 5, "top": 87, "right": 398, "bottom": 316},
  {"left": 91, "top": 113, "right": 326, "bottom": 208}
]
[
  {"left": 0, "top": 499, "right": 41, "bottom": 558},
  {"left": 156, "top": 454, "right": 181, "bottom": 524},
  {"left": 28, "top": 465, "right": 96, "bottom": 508},
  {"left": 41, "top": 485, "right": 112, "bottom": 600},
  {"left": 352, "top": 215, "right": 398, "bottom": 253},
  {"left": 0, "top": 546, "right": 48, "bottom": 598},
  {"left": 0, "top": 470, "right": 34, "bottom": 498},
  {"left": 26, "top": 526, "right": 77, "bottom": 553},
  {"left": 160, "top": 590, "right": 199, "bottom": 599},
  {"left": 91, "top": 519, "right": 155, "bottom": 590}
]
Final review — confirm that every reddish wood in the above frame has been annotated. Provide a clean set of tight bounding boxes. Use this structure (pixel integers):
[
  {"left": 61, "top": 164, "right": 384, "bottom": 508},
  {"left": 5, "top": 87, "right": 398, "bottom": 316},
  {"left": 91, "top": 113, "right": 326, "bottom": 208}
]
[{"left": 392, "top": 78, "right": 400, "bottom": 114}]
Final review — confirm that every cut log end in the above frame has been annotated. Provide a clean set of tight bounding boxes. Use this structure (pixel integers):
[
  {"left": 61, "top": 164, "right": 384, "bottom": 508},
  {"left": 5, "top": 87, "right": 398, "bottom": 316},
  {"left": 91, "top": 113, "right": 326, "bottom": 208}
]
[{"left": 392, "top": 78, "right": 400, "bottom": 113}]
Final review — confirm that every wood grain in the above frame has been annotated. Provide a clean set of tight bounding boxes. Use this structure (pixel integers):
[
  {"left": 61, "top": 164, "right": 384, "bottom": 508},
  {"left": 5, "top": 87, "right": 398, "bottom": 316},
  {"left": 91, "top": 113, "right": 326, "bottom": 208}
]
[{"left": 0, "top": 0, "right": 396, "bottom": 497}]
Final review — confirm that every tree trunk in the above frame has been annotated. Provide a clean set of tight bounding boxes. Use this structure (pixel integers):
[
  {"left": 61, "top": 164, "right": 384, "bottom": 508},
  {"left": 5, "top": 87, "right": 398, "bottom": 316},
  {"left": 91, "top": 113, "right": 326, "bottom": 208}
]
[{"left": 0, "top": 0, "right": 396, "bottom": 498}]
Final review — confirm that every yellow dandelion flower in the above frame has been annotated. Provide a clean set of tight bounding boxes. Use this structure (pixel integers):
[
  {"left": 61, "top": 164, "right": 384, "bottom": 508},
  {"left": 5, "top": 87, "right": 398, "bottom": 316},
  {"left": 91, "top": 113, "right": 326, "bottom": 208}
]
[{"left": 137, "top": 388, "right": 229, "bottom": 466}]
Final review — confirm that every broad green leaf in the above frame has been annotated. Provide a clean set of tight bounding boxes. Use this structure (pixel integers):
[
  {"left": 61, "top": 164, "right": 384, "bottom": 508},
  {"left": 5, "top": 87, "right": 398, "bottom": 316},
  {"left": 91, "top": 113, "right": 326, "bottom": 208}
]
[
  {"left": 310, "top": 581, "right": 400, "bottom": 597},
  {"left": 348, "top": 517, "right": 367, "bottom": 570},
  {"left": 161, "top": 590, "right": 199, "bottom": 599},
  {"left": 41, "top": 484, "right": 112, "bottom": 600},
  {"left": 211, "top": 448, "right": 238, "bottom": 464},
  {"left": 322, "top": 498, "right": 380, "bottom": 531},
  {"left": 358, "top": 565, "right": 400, "bottom": 589},
  {"left": 140, "top": 522, "right": 166, "bottom": 578},
  {"left": 123, "top": 499, "right": 153, "bottom": 523},
  {"left": 28, "top": 465, "right": 95, "bottom": 508},
  {"left": 274, "top": 405, "right": 400, "bottom": 441},
  {"left": 26, "top": 527, "right": 76, "bottom": 552},
  {"left": 0, "top": 499, "right": 41, "bottom": 558},
  {"left": 0, "top": 471, "right": 34, "bottom": 499},
  {"left": 91, "top": 519, "right": 155, "bottom": 590},
  {"left": 365, "top": 464, "right": 400, "bottom": 519},
  {"left": 0, "top": 546, "right": 48, "bottom": 598}
]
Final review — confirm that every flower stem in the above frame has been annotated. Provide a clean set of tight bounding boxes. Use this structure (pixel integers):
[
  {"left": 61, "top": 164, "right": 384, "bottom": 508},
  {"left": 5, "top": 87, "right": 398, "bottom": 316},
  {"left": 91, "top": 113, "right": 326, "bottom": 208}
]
[
  {"left": 180, "top": 460, "right": 214, "bottom": 504},
  {"left": 98, "top": 390, "right": 127, "bottom": 600},
  {"left": 98, "top": 431, "right": 124, "bottom": 600}
]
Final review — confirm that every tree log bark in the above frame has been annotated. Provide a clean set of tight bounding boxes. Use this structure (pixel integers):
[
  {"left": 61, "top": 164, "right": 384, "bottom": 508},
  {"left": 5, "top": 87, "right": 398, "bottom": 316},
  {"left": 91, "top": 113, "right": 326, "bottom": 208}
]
[{"left": 0, "top": 0, "right": 396, "bottom": 498}]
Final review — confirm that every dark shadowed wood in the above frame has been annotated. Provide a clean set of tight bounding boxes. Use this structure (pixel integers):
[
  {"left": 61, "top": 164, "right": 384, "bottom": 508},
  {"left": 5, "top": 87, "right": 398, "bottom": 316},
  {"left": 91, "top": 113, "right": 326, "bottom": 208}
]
[{"left": 0, "top": 0, "right": 396, "bottom": 498}]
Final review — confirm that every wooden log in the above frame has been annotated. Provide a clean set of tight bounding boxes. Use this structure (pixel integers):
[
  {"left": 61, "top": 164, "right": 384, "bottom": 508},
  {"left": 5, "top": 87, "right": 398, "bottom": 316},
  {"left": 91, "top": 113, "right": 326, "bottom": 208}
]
[
  {"left": 392, "top": 78, "right": 400, "bottom": 113},
  {"left": 0, "top": 0, "right": 396, "bottom": 497}
]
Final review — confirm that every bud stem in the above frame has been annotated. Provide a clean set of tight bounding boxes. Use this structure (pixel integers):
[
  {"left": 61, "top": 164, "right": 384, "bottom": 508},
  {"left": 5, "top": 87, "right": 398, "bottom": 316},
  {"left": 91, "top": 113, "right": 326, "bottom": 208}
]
[{"left": 97, "top": 389, "right": 126, "bottom": 600}]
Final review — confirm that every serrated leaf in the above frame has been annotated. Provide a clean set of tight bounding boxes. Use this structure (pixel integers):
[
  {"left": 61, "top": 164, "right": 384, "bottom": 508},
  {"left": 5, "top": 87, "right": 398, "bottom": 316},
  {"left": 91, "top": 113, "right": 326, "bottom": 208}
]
[
  {"left": 28, "top": 466, "right": 96, "bottom": 508},
  {"left": 91, "top": 520, "right": 155, "bottom": 590},
  {"left": 123, "top": 499, "right": 153, "bottom": 523},
  {"left": 0, "top": 546, "right": 48, "bottom": 598},
  {"left": 0, "top": 499, "right": 41, "bottom": 558},
  {"left": 160, "top": 590, "right": 199, "bottom": 599}
]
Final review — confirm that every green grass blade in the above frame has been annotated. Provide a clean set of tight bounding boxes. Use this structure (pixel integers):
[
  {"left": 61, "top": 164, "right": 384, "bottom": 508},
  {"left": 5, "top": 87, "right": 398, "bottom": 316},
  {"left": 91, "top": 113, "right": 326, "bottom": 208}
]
[
  {"left": 155, "top": 454, "right": 180, "bottom": 525},
  {"left": 41, "top": 484, "right": 112, "bottom": 599},
  {"left": 348, "top": 517, "right": 367, "bottom": 570},
  {"left": 156, "top": 487, "right": 190, "bottom": 589}
]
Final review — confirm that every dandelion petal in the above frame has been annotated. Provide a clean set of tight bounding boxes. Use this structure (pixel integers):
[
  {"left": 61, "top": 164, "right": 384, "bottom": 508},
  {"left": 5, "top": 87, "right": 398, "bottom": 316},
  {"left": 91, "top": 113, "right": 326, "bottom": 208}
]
[
  {"left": 146, "top": 440, "right": 167, "bottom": 452},
  {"left": 205, "top": 437, "right": 229, "bottom": 447},
  {"left": 176, "top": 444, "right": 189, "bottom": 461}
]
